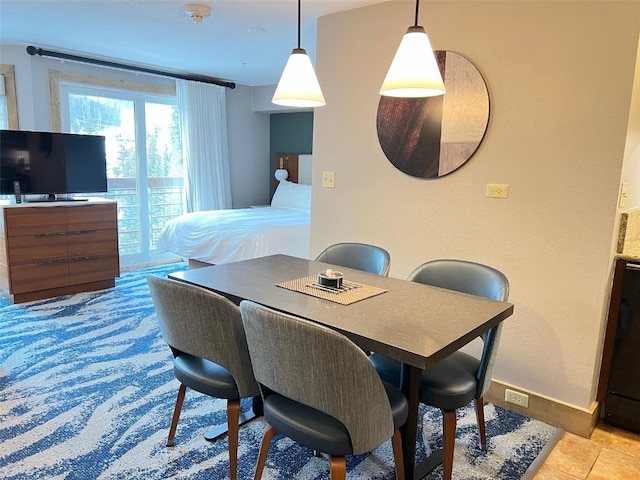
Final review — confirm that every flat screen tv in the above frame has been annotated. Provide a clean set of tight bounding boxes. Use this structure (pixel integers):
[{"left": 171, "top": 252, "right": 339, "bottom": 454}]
[{"left": 0, "top": 129, "right": 107, "bottom": 201}]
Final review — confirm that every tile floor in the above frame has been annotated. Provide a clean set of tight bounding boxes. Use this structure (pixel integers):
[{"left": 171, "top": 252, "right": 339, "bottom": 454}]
[{"left": 533, "top": 421, "right": 640, "bottom": 479}]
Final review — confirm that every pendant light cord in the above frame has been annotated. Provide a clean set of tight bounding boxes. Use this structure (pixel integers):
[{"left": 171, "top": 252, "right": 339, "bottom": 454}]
[
  {"left": 414, "top": 0, "right": 420, "bottom": 26},
  {"left": 297, "top": 0, "right": 301, "bottom": 49}
]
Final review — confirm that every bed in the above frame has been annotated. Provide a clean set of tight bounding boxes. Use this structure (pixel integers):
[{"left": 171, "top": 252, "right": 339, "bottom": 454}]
[{"left": 156, "top": 155, "right": 312, "bottom": 268}]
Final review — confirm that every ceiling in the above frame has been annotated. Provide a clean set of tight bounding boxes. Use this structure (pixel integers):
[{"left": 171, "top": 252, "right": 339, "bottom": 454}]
[{"left": 0, "top": 0, "right": 389, "bottom": 87}]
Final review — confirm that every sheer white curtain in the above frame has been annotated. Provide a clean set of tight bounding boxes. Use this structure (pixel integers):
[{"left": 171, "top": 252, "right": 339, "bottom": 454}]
[{"left": 176, "top": 79, "right": 232, "bottom": 212}]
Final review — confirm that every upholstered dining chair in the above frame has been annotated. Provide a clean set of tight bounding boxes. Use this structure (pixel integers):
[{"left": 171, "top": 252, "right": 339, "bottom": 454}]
[
  {"left": 147, "top": 275, "right": 260, "bottom": 480},
  {"left": 239, "top": 300, "right": 408, "bottom": 480},
  {"left": 314, "top": 242, "right": 391, "bottom": 276},
  {"left": 369, "top": 259, "right": 510, "bottom": 480}
]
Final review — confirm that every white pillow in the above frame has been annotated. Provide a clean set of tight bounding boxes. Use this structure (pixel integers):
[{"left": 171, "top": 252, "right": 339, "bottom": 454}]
[{"left": 271, "top": 180, "right": 311, "bottom": 210}]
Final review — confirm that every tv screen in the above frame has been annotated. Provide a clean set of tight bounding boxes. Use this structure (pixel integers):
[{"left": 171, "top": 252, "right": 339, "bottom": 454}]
[{"left": 0, "top": 130, "right": 107, "bottom": 197}]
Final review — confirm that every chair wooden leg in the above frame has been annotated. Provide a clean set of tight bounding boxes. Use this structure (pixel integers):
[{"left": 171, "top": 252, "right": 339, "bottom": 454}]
[
  {"left": 227, "top": 399, "right": 240, "bottom": 480},
  {"left": 475, "top": 397, "right": 487, "bottom": 451},
  {"left": 391, "top": 428, "right": 405, "bottom": 480},
  {"left": 442, "top": 409, "right": 457, "bottom": 480},
  {"left": 254, "top": 423, "right": 277, "bottom": 480},
  {"left": 329, "top": 456, "right": 346, "bottom": 480},
  {"left": 166, "top": 383, "right": 187, "bottom": 447}
]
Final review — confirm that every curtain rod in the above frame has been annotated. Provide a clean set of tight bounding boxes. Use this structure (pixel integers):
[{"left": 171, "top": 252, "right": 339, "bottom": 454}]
[{"left": 26, "top": 45, "right": 236, "bottom": 89}]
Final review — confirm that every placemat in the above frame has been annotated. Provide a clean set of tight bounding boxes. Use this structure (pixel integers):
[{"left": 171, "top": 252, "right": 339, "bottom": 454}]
[{"left": 276, "top": 275, "right": 387, "bottom": 305}]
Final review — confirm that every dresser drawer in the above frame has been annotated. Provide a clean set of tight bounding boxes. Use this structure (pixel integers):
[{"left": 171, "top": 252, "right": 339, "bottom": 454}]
[
  {"left": 69, "top": 254, "right": 120, "bottom": 285},
  {"left": 10, "top": 262, "right": 70, "bottom": 294},
  {"left": 7, "top": 234, "right": 68, "bottom": 265},
  {"left": 67, "top": 203, "right": 118, "bottom": 231},
  {"left": 4, "top": 207, "right": 67, "bottom": 236},
  {"left": 67, "top": 229, "right": 119, "bottom": 257}
]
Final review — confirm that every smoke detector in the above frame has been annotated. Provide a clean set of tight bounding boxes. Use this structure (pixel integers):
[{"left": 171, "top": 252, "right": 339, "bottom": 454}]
[{"left": 184, "top": 3, "right": 211, "bottom": 24}]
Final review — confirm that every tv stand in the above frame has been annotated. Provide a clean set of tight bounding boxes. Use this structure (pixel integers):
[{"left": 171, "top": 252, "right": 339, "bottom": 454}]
[{"left": 0, "top": 199, "right": 120, "bottom": 303}]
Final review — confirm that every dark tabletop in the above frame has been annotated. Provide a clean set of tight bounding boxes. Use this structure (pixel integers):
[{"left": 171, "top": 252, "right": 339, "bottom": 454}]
[{"left": 168, "top": 254, "right": 514, "bottom": 370}]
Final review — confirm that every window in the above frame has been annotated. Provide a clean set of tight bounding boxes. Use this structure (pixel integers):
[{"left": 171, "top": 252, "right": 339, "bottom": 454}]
[{"left": 57, "top": 77, "right": 185, "bottom": 266}]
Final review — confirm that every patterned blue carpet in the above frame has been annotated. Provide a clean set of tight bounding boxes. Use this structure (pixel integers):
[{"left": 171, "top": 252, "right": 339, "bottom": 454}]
[{"left": 0, "top": 262, "right": 558, "bottom": 479}]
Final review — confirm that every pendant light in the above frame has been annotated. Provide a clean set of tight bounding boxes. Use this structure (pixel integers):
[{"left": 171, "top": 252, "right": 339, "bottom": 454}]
[
  {"left": 379, "top": 0, "right": 446, "bottom": 98},
  {"left": 272, "top": 0, "right": 326, "bottom": 107}
]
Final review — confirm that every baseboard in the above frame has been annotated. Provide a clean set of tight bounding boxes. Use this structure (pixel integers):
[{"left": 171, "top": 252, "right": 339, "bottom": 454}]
[{"left": 486, "top": 380, "right": 600, "bottom": 438}]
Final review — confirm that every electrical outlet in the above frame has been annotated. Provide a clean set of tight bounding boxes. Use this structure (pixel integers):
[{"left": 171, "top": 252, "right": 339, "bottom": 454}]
[
  {"left": 322, "top": 171, "right": 335, "bottom": 188},
  {"left": 505, "top": 388, "right": 529, "bottom": 408},
  {"left": 486, "top": 183, "right": 509, "bottom": 198}
]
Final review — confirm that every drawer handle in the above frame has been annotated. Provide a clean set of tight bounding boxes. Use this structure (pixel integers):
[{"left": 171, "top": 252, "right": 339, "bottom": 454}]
[
  {"left": 35, "top": 230, "right": 98, "bottom": 237},
  {"left": 69, "top": 255, "right": 99, "bottom": 262},
  {"left": 35, "top": 232, "right": 68, "bottom": 237},
  {"left": 37, "top": 255, "right": 99, "bottom": 265},
  {"left": 37, "top": 258, "right": 68, "bottom": 265}
]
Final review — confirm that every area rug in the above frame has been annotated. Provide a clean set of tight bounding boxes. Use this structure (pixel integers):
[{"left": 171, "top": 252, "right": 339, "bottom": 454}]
[{"left": 0, "top": 262, "right": 560, "bottom": 479}]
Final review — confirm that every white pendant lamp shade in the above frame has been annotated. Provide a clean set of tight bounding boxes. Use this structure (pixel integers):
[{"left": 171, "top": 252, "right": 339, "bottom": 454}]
[
  {"left": 272, "top": 0, "right": 325, "bottom": 108},
  {"left": 380, "top": 26, "right": 446, "bottom": 98},
  {"left": 272, "top": 48, "right": 326, "bottom": 108}
]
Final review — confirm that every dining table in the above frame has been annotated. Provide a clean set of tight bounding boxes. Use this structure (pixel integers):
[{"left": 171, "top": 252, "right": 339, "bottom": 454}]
[{"left": 168, "top": 254, "right": 514, "bottom": 480}]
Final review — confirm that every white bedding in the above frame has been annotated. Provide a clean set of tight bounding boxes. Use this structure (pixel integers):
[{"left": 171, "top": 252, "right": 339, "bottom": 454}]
[{"left": 156, "top": 206, "right": 310, "bottom": 264}]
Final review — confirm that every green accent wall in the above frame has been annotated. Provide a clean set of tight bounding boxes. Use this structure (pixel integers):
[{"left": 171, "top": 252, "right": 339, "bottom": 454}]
[{"left": 270, "top": 112, "right": 313, "bottom": 195}]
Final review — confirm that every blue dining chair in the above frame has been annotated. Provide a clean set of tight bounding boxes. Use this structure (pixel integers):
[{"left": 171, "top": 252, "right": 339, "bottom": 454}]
[
  {"left": 369, "top": 259, "right": 510, "bottom": 480},
  {"left": 240, "top": 300, "right": 408, "bottom": 480},
  {"left": 314, "top": 242, "right": 391, "bottom": 276}
]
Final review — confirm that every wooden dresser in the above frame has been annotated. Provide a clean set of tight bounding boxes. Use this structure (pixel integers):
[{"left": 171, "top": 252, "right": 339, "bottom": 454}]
[{"left": 0, "top": 199, "right": 120, "bottom": 303}]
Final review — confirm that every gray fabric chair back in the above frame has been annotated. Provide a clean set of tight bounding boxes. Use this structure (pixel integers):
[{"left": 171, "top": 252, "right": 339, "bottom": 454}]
[
  {"left": 314, "top": 242, "right": 391, "bottom": 276},
  {"left": 407, "top": 259, "right": 510, "bottom": 397},
  {"left": 147, "top": 275, "right": 259, "bottom": 398},
  {"left": 239, "top": 300, "right": 394, "bottom": 454}
]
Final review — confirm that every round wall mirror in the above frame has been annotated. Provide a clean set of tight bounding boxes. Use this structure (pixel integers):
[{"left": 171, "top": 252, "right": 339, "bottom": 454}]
[{"left": 376, "top": 51, "right": 490, "bottom": 179}]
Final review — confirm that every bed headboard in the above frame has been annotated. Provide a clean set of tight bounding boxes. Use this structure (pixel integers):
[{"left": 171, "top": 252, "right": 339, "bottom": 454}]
[{"left": 274, "top": 154, "right": 312, "bottom": 187}]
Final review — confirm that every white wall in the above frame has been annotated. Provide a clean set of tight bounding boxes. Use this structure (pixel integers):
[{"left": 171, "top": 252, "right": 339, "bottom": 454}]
[
  {"left": 0, "top": 44, "right": 271, "bottom": 208},
  {"left": 312, "top": 1, "right": 640, "bottom": 410},
  {"left": 0, "top": 45, "right": 36, "bottom": 129},
  {"left": 620, "top": 36, "right": 640, "bottom": 209},
  {"left": 226, "top": 85, "right": 271, "bottom": 207}
]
